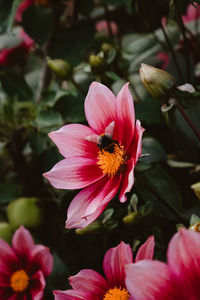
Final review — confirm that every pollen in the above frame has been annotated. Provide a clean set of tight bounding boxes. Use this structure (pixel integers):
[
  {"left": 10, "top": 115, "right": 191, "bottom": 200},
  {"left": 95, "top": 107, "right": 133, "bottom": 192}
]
[
  {"left": 97, "top": 144, "right": 127, "bottom": 177},
  {"left": 103, "top": 287, "right": 130, "bottom": 300},
  {"left": 10, "top": 269, "right": 29, "bottom": 292}
]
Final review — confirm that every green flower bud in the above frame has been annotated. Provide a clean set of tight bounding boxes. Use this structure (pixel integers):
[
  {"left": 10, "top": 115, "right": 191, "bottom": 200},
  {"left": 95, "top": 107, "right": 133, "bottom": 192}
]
[
  {"left": 123, "top": 211, "right": 142, "bottom": 225},
  {"left": 7, "top": 198, "right": 43, "bottom": 229},
  {"left": 89, "top": 55, "right": 107, "bottom": 75},
  {"left": 75, "top": 221, "right": 101, "bottom": 235},
  {"left": 139, "top": 63, "right": 175, "bottom": 101},
  {"left": 0, "top": 222, "right": 13, "bottom": 243},
  {"left": 47, "top": 58, "right": 72, "bottom": 80},
  {"left": 101, "top": 43, "right": 114, "bottom": 54}
]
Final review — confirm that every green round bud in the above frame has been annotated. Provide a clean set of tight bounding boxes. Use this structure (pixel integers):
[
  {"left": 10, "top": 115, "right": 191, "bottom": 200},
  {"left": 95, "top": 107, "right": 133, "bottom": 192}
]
[
  {"left": 75, "top": 221, "right": 101, "bottom": 235},
  {"left": 140, "top": 63, "right": 175, "bottom": 101},
  {"left": 123, "top": 211, "right": 142, "bottom": 225},
  {"left": 89, "top": 55, "right": 107, "bottom": 75},
  {"left": 101, "top": 43, "right": 114, "bottom": 54},
  {"left": 0, "top": 222, "right": 13, "bottom": 243},
  {"left": 47, "top": 58, "right": 72, "bottom": 80},
  {"left": 7, "top": 198, "right": 43, "bottom": 230}
]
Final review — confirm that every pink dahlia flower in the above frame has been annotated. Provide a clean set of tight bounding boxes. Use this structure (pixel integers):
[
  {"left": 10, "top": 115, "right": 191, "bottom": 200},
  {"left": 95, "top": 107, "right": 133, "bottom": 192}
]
[
  {"left": 0, "top": 226, "right": 53, "bottom": 300},
  {"left": 54, "top": 236, "right": 154, "bottom": 300},
  {"left": 96, "top": 20, "right": 119, "bottom": 36},
  {"left": 182, "top": 4, "right": 200, "bottom": 24},
  {"left": 15, "top": 0, "right": 34, "bottom": 23},
  {"left": 44, "top": 82, "right": 144, "bottom": 229},
  {"left": 125, "top": 228, "right": 200, "bottom": 300}
]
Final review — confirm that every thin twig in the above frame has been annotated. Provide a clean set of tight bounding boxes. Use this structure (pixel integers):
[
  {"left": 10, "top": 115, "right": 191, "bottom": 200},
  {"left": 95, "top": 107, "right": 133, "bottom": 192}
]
[
  {"left": 160, "top": 24, "right": 183, "bottom": 82},
  {"left": 169, "top": 98, "right": 200, "bottom": 142},
  {"left": 141, "top": 180, "right": 187, "bottom": 225},
  {"left": 174, "top": 0, "right": 191, "bottom": 82}
]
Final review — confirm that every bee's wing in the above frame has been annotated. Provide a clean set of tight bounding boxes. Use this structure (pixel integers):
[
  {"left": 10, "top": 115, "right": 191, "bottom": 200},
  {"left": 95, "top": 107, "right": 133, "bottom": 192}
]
[
  {"left": 105, "top": 121, "right": 115, "bottom": 137},
  {"left": 85, "top": 134, "right": 100, "bottom": 144}
]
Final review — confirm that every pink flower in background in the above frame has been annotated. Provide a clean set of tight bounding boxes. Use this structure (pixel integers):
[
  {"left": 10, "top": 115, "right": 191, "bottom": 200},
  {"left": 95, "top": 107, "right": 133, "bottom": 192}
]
[
  {"left": 157, "top": 52, "right": 169, "bottom": 70},
  {"left": 54, "top": 237, "right": 154, "bottom": 300},
  {"left": 0, "top": 226, "right": 53, "bottom": 300},
  {"left": 125, "top": 228, "right": 200, "bottom": 300},
  {"left": 44, "top": 82, "right": 144, "bottom": 229},
  {"left": 0, "top": 29, "right": 34, "bottom": 66},
  {"left": 96, "top": 20, "right": 119, "bottom": 36},
  {"left": 182, "top": 4, "right": 200, "bottom": 23},
  {"left": 15, "top": 0, "right": 34, "bottom": 23}
]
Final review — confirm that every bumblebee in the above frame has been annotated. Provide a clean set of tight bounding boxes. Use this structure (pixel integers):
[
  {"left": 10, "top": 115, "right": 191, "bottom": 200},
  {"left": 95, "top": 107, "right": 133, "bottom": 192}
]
[{"left": 97, "top": 134, "right": 118, "bottom": 153}]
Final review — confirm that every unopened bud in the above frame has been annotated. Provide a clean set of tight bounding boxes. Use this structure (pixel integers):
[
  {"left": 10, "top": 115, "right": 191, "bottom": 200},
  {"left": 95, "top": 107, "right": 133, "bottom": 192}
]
[
  {"left": 47, "top": 58, "right": 72, "bottom": 80},
  {"left": 123, "top": 211, "right": 142, "bottom": 225},
  {"left": 189, "top": 222, "right": 200, "bottom": 233},
  {"left": 7, "top": 198, "right": 43, "bottom": 229},
  {"left": 75, "top": 221, "right": 101, "bottom": 235},
  {"left": 101, "top": 43, "right": 114, "bottom": 54},
  {"left": 139, "top": 63, "right": 175, "bottom": 100},
  {"left": 89, "top": 54, "right": 107, "bottom": 75},
  {"left": 191, "top": 182, "right": 200, "bottom": 200}
]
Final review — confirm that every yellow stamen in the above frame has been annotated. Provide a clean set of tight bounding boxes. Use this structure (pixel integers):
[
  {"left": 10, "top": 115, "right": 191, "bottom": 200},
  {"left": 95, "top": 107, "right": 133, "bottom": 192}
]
[
  {"left": 97, "top": 144, "right": 127, "bottom": 177},
  {"left": 189, "top": 222, "right": 200, "bottom": 232},
  {"left": 10, "top": 270, "right": 29, "bottom": 292},
  {"left": 103, "top": 287, "right": 130, "bottom": 300}
]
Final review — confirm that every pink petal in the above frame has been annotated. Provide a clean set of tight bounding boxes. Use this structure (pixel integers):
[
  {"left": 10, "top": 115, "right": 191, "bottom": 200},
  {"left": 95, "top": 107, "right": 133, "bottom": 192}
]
[
  {"left": 0, "top": 239, "right": 19, "bottom": 274},
  {"left": 128, "top": 119, "right": 145, "bottom": 165},
  {"left": 125, "top": 260, "right": 184, "bottom": 300},
  {"left": 31, "top": 245, "right": 53, "bottom": 277},
  {"left": 167, "top": 228, "right": 200, "bottom": 299},
  {"left": 85, "top": 82, "right": 116, "bottom": 134},
  {"left": 103, "top": 241, "right": 133, "bottom": 288},
  {"left": 49, "top": 124, "right": 98, "bottom": 159},
  {"left": 69, "top": 269, "right": 109, "bottom": 298},
  {"left": 119, "top": 160, "right": 134, "bottom": 203},
  {"left": 54, "top": 290, "right": 90, "bottom": 300},
  {"left": 12, "top": 226, "right": 34, "bottom": 260},
  {"left": 65, "top": 176, "right": 121, "bottom": 229},
  {"left": 43, "top": 156, "right": 104, "bottom": 190},
  {"left": 15, "top": 0, "right": 34, "bottom": 22},
  {"left": 135, "top": 236, "right": 155, "bottom": 262},
  {"left": 115, "top": 83, "right": 135, "bottom": 149},
  {"left": 30, "top": 270, "right": 46, "bottom": 300}
]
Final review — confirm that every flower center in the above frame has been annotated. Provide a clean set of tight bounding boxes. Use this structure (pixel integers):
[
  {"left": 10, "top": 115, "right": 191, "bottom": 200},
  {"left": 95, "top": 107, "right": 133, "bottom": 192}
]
[
  {"left": 97, "top": 143, "right": 127, "bottom": 177},
  {"left": 10, "top": 270, "right": 29, "bottom": 292},
  {"left": 103, "top": 287, "right": 130, "bottom": 300}
]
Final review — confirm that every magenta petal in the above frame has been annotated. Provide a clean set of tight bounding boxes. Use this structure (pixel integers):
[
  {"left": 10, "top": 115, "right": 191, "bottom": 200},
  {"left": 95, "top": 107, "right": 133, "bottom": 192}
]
[
  {"left": 128, "top": 120, "right": 145, "bottom": 165},
  {"left": 119, "top": 160, "right": 134, "bottom": 203},
  {"left": 30, "top": 270, "right": 46, "bottom": 300},
  {"left": 167, "top": 228, "right": 200, "bottom": 299},
  {"left": 31, "top": 245, "right": 53, "bottom": 277},
  {"left": 49, "top": 124, "right": 98, "bottom": 159},
  {"left": 44, "top": 156, "right": 104, "bottom": 190},
  {"left": 54, "top": 289, "right": 90, "bottom": 300},
  {"left": 135, "top": 236, "right": 155, "bottom": 262},
  {"left": 125, "top": 260, "right": 184, "bottom": 300},
  {"left": 115, "top": 83, "right": 135, "bottom": 149},
  {"left": 0, "top": 239, "right": 19, "bottom": 274},
  {"left": 12, "top": 226, "right": 34, "bottom": 258},
  {"left": 85, "top": 82, "right": 116, "bottom": 134},
  {"left": 0, "top": 273, "right": 11, "bottom": 287},
  {"left": 103, "top": 241, "right": 133, "bottom": 288},
  {"left": 69, "top": 269, "right": 109, "bottom": 298},
  {"left": 65, "top": 176, "right": 121, "bottom": 229}
]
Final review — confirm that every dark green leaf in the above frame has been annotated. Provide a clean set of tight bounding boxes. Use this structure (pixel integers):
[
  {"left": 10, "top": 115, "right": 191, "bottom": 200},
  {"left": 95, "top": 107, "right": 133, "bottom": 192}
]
[
  {"left": 0, "top": 181, "right": 22, "bottom": 204},
  {"left": 22, "top": 5, "right": 53, "bottom": 46},
  {"left": 142, "top": 137, "right": 167, "bottom": 163},
  {"left": 35, "top": 110, "right": 63, "bottom": 132}
]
